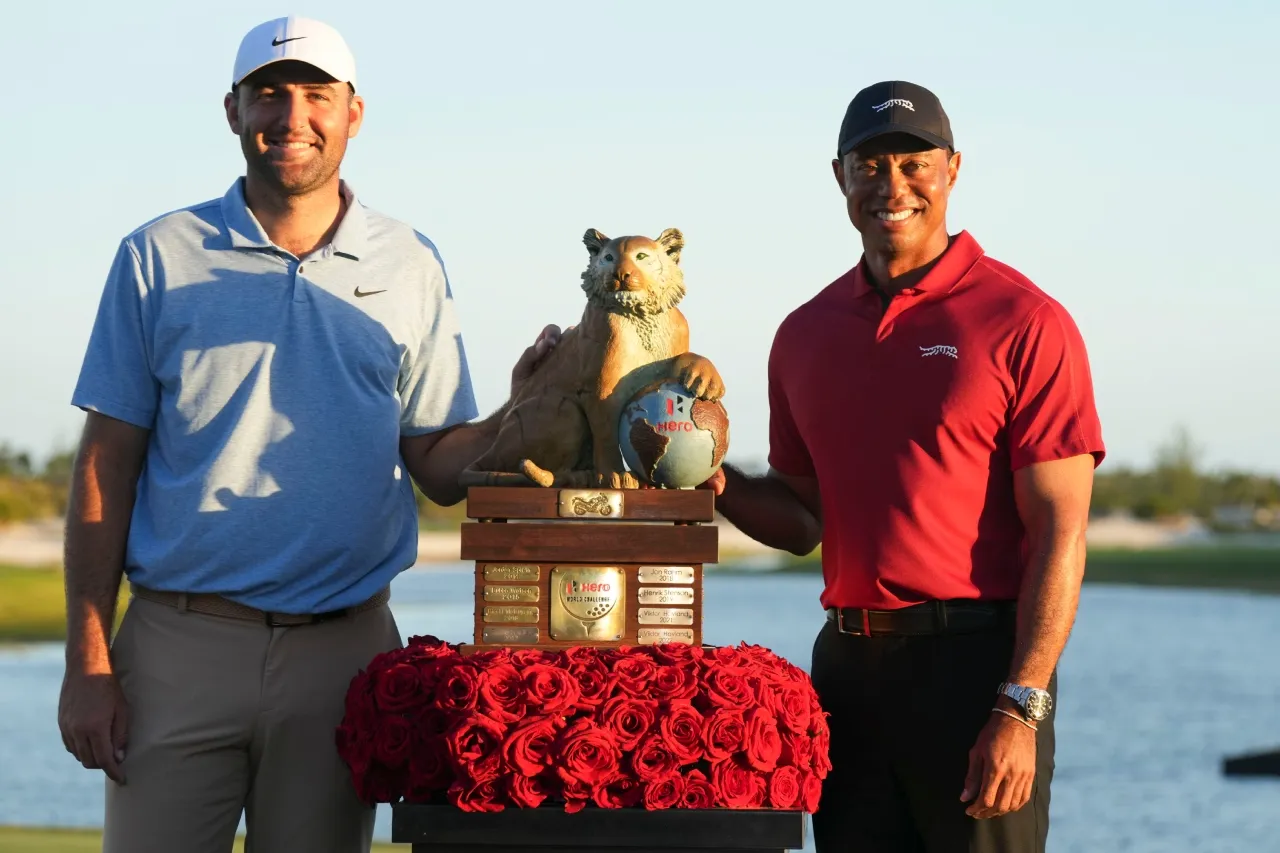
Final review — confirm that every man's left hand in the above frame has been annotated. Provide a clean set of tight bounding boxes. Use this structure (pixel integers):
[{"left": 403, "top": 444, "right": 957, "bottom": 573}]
[
  {"left": 961, "top": 708, "right": 1037, "bottom": 819},
  {"left": 510, "top": 324, "right": 564, "bottom": 395}
]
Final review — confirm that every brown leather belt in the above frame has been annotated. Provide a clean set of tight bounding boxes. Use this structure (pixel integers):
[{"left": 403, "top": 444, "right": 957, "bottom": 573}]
[
  {"left": 131, "top": 583, "right": 391, "bottom": 627},
  {"left": 826, "top": 600, "right": 1015, "bottom": 636}
]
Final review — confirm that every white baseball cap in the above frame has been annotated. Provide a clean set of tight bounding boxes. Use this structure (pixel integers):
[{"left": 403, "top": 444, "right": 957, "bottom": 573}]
[{"left": 232, "top": 16, "right": 358, "bottom": 90}]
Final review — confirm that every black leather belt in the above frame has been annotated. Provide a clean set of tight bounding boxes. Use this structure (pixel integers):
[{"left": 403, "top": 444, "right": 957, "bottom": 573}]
[
  {"left": 132, "top": 583, "right": 391, "bottom": 627},
  {"left": 826, "top": 600, "right": 1015, "bottom": 636}
]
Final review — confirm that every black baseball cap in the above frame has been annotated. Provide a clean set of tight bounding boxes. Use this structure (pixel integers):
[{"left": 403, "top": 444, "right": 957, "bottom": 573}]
[{"left": 837, "top": 81, "right": 954, "bottom": 158}]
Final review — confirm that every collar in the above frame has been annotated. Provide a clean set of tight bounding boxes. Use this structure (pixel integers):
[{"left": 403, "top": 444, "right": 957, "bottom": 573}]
[
  {"left": 849, "top": 230, "right": 984, "bottom": 300},
  {"left": 219, "top": 178, "right": 368, "bottom": 260}
]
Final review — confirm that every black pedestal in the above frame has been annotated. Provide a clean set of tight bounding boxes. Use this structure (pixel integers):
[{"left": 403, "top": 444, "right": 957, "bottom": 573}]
[{"left": 391, "top": 804, "right": 808, "bottom": 853}]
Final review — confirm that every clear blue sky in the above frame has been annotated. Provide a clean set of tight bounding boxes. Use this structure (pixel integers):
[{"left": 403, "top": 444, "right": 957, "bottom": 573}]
[{"left": 2, "top": 0, "right": 1277, "bottom": 474}]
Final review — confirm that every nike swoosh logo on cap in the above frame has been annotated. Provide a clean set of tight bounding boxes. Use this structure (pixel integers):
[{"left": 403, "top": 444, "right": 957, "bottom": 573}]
[{"left": 272, "top": 36, "right": 306, "bottom": 46}]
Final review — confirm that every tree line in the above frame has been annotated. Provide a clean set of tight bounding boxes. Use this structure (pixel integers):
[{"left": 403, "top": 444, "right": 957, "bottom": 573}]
[{"left": 2, "top": 428, "right": 1278, "bottom": 530}]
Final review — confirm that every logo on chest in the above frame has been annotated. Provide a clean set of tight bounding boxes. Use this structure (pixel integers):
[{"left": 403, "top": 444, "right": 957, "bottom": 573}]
[{"left": 919, "top": 345, "right": 958, "bottom": 359}]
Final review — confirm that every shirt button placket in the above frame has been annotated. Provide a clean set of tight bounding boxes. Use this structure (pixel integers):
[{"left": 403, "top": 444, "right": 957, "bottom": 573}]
[{"left": 293, "top": 260, "right": 307, "bottom": 304}]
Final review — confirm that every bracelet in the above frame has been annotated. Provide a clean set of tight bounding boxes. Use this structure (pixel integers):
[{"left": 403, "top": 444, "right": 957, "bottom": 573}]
[{"left": 991, "top": 706, "right": 1038, "bottom": 731}]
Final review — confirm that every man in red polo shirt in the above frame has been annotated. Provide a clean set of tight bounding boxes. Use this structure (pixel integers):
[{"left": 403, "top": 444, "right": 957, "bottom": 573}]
[{"left": 709, "top": 81, "right": 1104, "bottom": 852}]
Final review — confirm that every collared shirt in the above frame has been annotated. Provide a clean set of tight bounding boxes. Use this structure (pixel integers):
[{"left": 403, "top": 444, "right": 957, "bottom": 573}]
[
  {"left": 71, "top": 178, "right": 478, "bottom": 613},
  {"left": 768, "top": 231, "right": 1105, "bottom": 611}
]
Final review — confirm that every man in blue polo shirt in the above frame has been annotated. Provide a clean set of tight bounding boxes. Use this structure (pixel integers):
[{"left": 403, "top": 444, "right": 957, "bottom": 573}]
[{"left": 56, "top": 16, "right": 555, "bottom": 853}]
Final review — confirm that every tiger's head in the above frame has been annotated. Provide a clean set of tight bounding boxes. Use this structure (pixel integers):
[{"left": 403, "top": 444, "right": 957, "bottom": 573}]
[{"left": 580, "top": 227, "right": 686, "bottom": 317}]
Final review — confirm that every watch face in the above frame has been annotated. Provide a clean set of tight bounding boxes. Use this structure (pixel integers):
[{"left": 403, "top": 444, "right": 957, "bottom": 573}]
[{"left": 1025, "top": 690, "right": 1052, "bottom": 721}]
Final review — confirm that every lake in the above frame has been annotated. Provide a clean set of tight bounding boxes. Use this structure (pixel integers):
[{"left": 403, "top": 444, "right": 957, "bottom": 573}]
[{"left": 2, "top": 565, "right": 1278, "bottom": 852}]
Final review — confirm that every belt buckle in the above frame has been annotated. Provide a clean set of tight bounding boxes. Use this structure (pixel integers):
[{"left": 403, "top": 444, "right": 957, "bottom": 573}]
[
  {"left": 836, "top": 608, "right": 872, "bottom": 636},
  {"left": 265, "top": 608, "right": 346, "bottom": 627}
]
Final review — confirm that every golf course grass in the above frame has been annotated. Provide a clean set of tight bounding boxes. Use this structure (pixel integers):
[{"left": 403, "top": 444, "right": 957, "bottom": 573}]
[{"left": 0, "top": 826, "right": 400, "bottom": 852}]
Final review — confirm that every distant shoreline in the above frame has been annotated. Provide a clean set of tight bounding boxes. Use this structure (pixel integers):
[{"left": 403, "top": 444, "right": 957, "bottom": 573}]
[{"left": 3, "top": 545, "right": 1278, "bottom": 645}]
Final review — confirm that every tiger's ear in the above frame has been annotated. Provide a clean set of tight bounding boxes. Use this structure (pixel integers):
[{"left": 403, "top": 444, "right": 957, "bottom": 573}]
[
  {"left": 656, "top": 228, "right": 684, "bottom": 264},
  {"left": 584, "top": 228, "right": 609, "bottom": 256}
]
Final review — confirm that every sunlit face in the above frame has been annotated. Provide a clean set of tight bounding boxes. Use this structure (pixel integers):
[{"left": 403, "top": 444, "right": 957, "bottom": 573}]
[
  {"left": 832, "top": 133, "right": 960, "bottom": 258},
  {"left": 224, "top": 60, "right": 364, "bottom": 196}
]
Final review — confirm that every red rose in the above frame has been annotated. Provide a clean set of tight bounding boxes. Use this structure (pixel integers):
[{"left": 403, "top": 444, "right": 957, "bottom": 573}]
[
  {"left": 447, "top": 777, "right": 505, "bottom": 813},
  {"left": 631, "top": 733, "right": 680, "bottom": 782},
  {"left": 562, "top": 646, "right": 598, "bottom": 665},
  {"left": 478, "top": 662, "right": 527, "bottom": 724},
  {"left": 594, "top": 776, "right": 644, "bottom": 809},
  {"left": 407, "top": 634, "right": 456, "bottom": 656},
  {"left": 705, "top": 668, "right": 754, "bottom": 710},
  {"left": 680, "top": 769, "right": 715, "bottom": 809},
  {"left": 708, "top": 646, "right": 749, "bottom": 668},
  {"left": 702, "top": 708, "right": 747, "bottom": 760},
  {"left": 811, "top": 726, "right": 832, "bottom": 776},
  {"left": 659, "top": 702, "right": 705, "bottom": 764},
  {"left": 508, "top": 773, "right": 550, "bottom": 808},
  {"left": 744, "top": 708, "right": 782, "bottom": 772},
  {"left": 417, "top": 708, "right": 451, "bottom": 739},
  {"left": 568, "top": 657, "right": 615, "bottom": 711},
  {"left": 643, "top": 773, "right": 684, "bottom": 810},
  {"left": 651, "top": 664, "right": 698, "bottom": 702},
  {"left": 801, "top": 771, "right": 823, "bottom": 813},
  {"left": 336, "top": 721, "right": 374, "bottom": 780},
  {"left": 770, "top": 684, "right": 812, "bottom": 734},
  {"left": 599, "top": 696, "right": 658, "bottom": 751},
  {"left": 558, "top": 775, "right": 597, "bottom": 813},
  {"left": 511, "top": 648, "right": 557, "bottom": 668},
  {"left": 650, "top": 642, "right": 705, "bottom": 667},
  {"left": 780, "top": 732, "right": 813, "bottom": 770},
  {"left": 613, "top": 654, "right": 658, "bottom": 697},
  {"left": 502, "top": 717, "right": 560, "bottom": 777},
  {"left": 768, "top": 765, "right": 802, "bottom": 809},
  {"left": 434, "top": 661, "right": 480, "bottom": 713},
  {"left": 711, "top": 759, "right": 766, "bottom": 809},
  {"left": 374, "top": 662, "right": 425, "bottom": 713},
  {"left": 446, "top": 715, "right": 506, "bottom": 783},
  {"left": 374, "top": 713, "right": 414, "bottom": 768},
  {"left": 405, "top": 735, "right": 451, "bottom": 798},
  {"left": 522, "top": 664, "right": 581, "bottom": 717},
  {"left": 555, "top": 719, "right": 622, "bottom": 788}
]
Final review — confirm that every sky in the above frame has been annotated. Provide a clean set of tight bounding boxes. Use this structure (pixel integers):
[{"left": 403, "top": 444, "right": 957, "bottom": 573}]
[{"left": 1, "top": 0, "right": 1278, "bottom": 475}]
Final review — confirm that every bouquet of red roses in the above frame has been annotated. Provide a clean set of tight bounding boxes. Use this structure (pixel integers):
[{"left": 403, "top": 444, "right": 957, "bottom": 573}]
[{"left": 336, "top": 636, "right": 831, "bottom": 813}]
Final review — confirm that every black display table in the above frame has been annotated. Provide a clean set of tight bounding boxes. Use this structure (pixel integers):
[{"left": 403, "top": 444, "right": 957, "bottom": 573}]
[{"left": 391, "top": 804, "right": 808, "bottom": 853}]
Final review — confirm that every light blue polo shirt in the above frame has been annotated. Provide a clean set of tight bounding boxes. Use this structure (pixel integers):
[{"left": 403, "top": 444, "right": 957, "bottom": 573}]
[{"left": 71, "top": 178, "right": 479, "bottom": 613}]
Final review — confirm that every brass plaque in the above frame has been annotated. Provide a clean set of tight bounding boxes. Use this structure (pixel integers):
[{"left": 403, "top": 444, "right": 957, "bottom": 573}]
[
  {"left": 482, "top": 626, "right": 540, "bottom": 644},
  {"left": 484, "top": 585, "right": 539, "bottom": 603},
  {"left": 638, "top": 587, "right": 695, "bottom": 606},
  {"left": 483, "top": 605, "right": 539, "bottom": 624},
  {"left": 638, "top": 628, "right": 695, "bottom": 645},
  {"left": 484, "top": 564, "right": 540, "bottom": 582},
  {"left": 550, "top": 566, "right": 626, "bottom": 641},
  {"left": 638, "top": 608, "right": 694, "bottom": 626},
  {"left": 557, "top": 490, "right": 623, "bottom": 519},
  {"left": 637, "top": 566, "right": 695, "bottom": 584}
]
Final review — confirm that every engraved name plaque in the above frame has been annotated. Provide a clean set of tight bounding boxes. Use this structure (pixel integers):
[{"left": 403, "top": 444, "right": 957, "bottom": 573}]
[
  {"left": 637, "top": 566, "right": 695, "bottom": 584},
  {"left": 638, "top": 587, "right": 695, "bottom": 606},
  {"left": 484, "top": 564, "right": 540, "bottom": 582},
  {"left": 482, "top": 605, "right": 539, "bottom": 624},
  {"left": 638, "top": 607, "right": 694, "bottom": 626},
  {"left": 638, "top": 628, "right": 695, "bottom": 645},
  {"left": 482, "top": 626, "right": 541, "bottom": 644},
  {"left": 483, "top": 585, "right": 540, "bottom": 603}
]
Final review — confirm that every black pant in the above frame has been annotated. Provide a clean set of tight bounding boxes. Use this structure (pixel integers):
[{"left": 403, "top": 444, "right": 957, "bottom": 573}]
[{"left": 809, "top": 615, "right": 1056, "bottom": 853}]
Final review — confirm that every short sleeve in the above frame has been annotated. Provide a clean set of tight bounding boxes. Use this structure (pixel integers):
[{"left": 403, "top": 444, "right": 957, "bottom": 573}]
[
  {"left": 766, "top": 324, "right": 816, "bottom": 477},
  {"left": 70, "top": 239, "right": 160, "bottom": 429},
  {"left": 1007, "top": 301, "right": 1105, "bottom": 470},
  {"left": 398, "top": 244, "right": 480, "bottom": 435}
]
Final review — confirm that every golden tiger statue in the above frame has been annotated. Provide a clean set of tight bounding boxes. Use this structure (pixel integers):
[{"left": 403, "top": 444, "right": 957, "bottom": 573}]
[{"left": 459, "top": 227, "right": 724, "bottom": 489}]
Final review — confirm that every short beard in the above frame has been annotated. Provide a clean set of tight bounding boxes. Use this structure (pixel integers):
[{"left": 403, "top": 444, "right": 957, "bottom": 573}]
[{"left": 240, "top": 133, "right": 343, "bottom": 197}]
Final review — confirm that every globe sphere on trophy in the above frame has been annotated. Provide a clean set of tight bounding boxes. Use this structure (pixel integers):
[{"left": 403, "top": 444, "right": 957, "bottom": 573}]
[{"left": 620, "top": 381, "right": 730, "bottom": 489}]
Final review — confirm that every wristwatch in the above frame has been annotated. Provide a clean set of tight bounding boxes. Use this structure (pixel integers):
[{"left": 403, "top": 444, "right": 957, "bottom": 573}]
[{"left": 997, "top": 682, "right": 1053, "bottom": 722}]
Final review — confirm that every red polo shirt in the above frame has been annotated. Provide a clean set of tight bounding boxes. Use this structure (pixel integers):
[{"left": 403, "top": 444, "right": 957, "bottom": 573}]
[{"left": 767, "top": 231, "right": 1104, "bottom": 611}]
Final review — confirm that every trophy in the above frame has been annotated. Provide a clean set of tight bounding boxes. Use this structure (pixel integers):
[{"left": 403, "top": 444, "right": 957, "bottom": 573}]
[{"left": 455, "top": 225, "right": 729, "bottom": 653}]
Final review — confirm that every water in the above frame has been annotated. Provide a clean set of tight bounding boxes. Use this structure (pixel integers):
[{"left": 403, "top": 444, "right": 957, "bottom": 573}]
[{"left": 2, "top": 566, "right": 1278, "bottom": 852}]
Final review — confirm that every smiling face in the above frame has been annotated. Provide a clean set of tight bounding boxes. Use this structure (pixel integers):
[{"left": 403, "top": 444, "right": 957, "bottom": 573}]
[
  {"left": 833, "top": 132, "right": 961, "bottom": 265},
  {"left": 224, "top": 60, "right": 364, "bottom": 197}
]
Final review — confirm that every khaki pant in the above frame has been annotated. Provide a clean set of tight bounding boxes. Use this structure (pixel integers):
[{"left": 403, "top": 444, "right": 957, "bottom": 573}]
[{"left": 103, "top": 595, "right": 403, "bottom": 853}]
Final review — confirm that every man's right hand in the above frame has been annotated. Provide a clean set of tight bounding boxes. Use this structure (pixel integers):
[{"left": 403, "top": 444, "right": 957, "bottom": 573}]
[{"left": 58, "top": 669, "right": 130, "bottom": 783}]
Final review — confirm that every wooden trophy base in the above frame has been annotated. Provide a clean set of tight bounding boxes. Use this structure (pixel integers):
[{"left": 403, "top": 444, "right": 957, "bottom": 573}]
[
  {"left": 457, "top": 486, "right": 717, "bottom": 654},
  {"left": 391, "top": 803, "right": 807, "bottom": 853}
]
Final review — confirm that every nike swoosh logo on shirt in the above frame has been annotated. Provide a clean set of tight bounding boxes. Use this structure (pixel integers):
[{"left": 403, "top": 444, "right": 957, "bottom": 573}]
[{"left": 354, "top": 287, "right": 387, "bottom": 298}]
